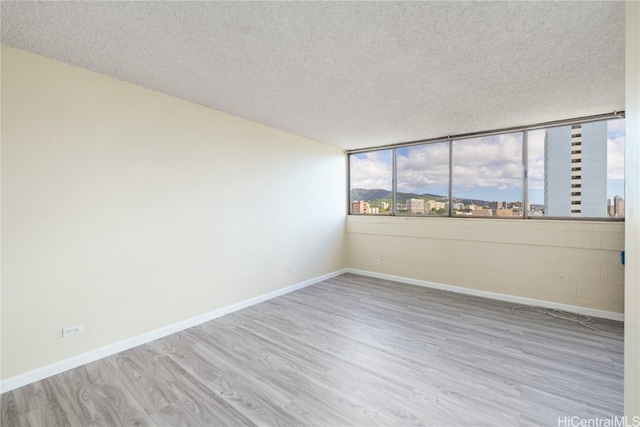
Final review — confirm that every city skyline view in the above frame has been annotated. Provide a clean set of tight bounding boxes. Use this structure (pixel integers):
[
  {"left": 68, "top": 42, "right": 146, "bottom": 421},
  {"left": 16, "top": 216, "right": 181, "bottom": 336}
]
[{"left": 349, "top": 118, "right": 625, "bottom": 215}]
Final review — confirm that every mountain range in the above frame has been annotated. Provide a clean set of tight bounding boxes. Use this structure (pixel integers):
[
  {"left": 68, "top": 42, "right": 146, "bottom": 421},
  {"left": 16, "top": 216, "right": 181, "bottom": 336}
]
[{"left": 350, "top": 188, "right": 499, "bottom": 206}]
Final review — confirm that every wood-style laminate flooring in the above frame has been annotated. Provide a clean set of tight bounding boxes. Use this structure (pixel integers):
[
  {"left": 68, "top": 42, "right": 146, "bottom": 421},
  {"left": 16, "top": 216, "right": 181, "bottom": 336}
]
[{"left": 1, "top": 273, "right": 624, "bottom": 426}]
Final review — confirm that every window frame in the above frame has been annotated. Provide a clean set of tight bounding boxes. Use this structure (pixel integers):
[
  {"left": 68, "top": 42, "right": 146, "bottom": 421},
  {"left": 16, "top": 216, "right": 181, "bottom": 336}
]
[{"left": 347, "top": 112, "right": 625, "bottom": 221}]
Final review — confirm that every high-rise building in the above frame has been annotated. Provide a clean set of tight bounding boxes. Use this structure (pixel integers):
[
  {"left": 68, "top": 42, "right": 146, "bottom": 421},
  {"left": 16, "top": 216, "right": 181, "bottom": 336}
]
[
  {"left": 406, "top": 198, "right": 425, "bottom": 213},
  {"left": 544, "top": 122, "right": 607, "bottom": 217}
]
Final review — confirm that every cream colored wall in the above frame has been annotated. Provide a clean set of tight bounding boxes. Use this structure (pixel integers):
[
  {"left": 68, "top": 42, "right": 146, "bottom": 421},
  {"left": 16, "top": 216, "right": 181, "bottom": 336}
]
[
  {"left": 625, "top": 0, "right": 640, "bottom": 417},
  {"left": 347, "top": 216, "right": 624, "bottom": 313},
  {"left": 0, "top": 45, "right": 346, "bottom": 380}
]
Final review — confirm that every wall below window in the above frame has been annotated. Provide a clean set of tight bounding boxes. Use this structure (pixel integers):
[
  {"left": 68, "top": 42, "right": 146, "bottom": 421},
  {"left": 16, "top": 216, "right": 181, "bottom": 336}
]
[
  {"left": 1, "top": 45, "right": 347, "bottom": 382},
  {"left": 347, "top": 215, "right": 624, "bottom": 314}
]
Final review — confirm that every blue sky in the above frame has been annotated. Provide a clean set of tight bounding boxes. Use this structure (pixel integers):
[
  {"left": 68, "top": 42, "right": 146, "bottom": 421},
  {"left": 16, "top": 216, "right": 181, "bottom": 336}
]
[{"left": 350, "top": 118, "right": 626, "bottom": 205}]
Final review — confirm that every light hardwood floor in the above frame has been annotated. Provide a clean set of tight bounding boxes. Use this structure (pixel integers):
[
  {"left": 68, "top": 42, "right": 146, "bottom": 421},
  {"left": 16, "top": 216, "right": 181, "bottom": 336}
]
[{"left": 1, "top": 273, "right": 624, "bottom": 426}]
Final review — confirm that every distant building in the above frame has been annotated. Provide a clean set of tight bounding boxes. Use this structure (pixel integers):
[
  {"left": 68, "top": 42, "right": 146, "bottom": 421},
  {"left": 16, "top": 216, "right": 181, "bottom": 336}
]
[
  {"left": 453, "top": 202, "right": 465, "bottom": 210},
  {"left": 470, "top": 209, "right": 492, "bottom": 217},
  {"left": 544, "top": 122, "right": 607, "bottom": 217},
  {"left": 493, "top": 208, "right": 513, "bottom": 217},
  {"left": 608, "top": 198, "right": 614, "bottom": 216},
  {"left": 613, "top": 195, "right": 624, "bottom": 217},
  {"left": 406, "top": 198, "right": 425, "bottom": 213},
  {"left": 350, "top": 200, "right": 370, "bottom": 214},
  {"left": 427, "top": 200, "right": 447, "bottom": 212},
  {"left": 380, "top": 201, "right": 390, "bottom": 210}
]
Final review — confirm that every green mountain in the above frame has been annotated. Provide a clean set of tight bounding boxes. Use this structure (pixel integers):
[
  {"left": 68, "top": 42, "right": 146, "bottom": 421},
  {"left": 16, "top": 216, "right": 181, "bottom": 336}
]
[
  {"left": 350, "top": 188, "right": 446, "bottom": 203},
  {"left": 350, "top": 188, "right": 391, "bottom": 201},
  {"left": 350, "top": 188, "right": 497, "bottom": 207}
]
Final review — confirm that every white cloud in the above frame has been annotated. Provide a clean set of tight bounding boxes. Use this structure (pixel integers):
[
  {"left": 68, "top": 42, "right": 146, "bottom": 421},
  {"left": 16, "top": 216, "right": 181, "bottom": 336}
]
[
  {"left": 528, "top": 129, "right": 546, "bottom": 190},
  {"left": 608, "top": 119, "right": 625, "bottom": 180},
  {"left": 396, "top": 143, "right": 449, "bottom": 193},
  {"left": 451, "top": 133, "right": 522, "bottom": 191},
  {"left": 350, "top": 150, "right": 392, "bottom": 190},
  {"left": 350, "top": 120, "right": 625, "bottom": 198}
]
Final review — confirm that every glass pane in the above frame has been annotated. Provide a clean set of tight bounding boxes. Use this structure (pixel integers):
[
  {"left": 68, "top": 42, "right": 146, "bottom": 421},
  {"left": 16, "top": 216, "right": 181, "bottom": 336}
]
[
  {"left": 527, "top": 129, "right": 546, "bottom": 216},
  {"left": 607, "top": 119, "right": 625, "bottom": 218},
  {"left": 452, "top": 133, "right": 523, "bottom": 217},
  {"left": 396, "top": 142, "right": 449, "bottom": 216},
  {"left": 349, "top": 150, "right": 392, "bottom": 214},
  {"left": 530, "top": 118, "right": 625, "bottom": 218}
]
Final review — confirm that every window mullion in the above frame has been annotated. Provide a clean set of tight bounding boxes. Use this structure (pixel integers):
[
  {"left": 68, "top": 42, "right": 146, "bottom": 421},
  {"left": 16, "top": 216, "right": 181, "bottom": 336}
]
[
  {"left": 523, "top": 130, "right": 529, "bottom": 219},
  {"left": 392, "top": 148, "right": 398, "bottom": 216},
  {"left": 448, "top": 140, "right": 453, "bottom": 217}
]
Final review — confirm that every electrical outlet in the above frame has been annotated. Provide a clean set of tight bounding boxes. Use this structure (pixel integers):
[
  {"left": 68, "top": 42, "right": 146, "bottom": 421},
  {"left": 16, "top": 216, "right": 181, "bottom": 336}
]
[
  {"left": 62, "top": 324, "right": 83, "bottom": 337},
  {"left": 373, "top": 259, "right": 381, "bottom": 265},
  {"left": 289, "top": 268, "right": 296, "bottom": 275}
]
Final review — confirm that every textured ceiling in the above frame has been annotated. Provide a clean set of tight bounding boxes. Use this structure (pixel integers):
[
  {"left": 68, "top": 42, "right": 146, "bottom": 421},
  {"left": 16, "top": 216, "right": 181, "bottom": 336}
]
[{"left": 0, "top": 1, "right": 625, "bottom": 151}]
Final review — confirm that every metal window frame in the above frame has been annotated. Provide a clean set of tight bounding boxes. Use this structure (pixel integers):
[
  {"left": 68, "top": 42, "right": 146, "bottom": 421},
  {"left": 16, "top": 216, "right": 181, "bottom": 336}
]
[
  {"left": 392, "top": 148, "right": 398, "bottom": 215},
  {"left": 346, "top": 111, "right": 625, "bottom": 220},
  {"left": 523, "top": 130, "right": 529, "bottom": 219}
]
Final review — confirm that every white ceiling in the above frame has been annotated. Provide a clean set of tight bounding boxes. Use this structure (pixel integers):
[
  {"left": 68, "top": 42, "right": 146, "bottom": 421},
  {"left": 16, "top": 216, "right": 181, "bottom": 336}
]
[{"left": 0, "top": 1, "right": 625, "bottom": 151}]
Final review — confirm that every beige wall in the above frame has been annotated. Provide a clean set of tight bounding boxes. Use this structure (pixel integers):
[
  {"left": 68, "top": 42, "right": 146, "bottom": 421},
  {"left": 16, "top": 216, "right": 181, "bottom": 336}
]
[
  {"left": 625, "top": 0, "right": 640, "bottom": 417},
  {"left": 0, "top": 45, "right": 346, "bottom": 380},
  {"left": 347, "top": 216, "right": 624, "bottom": 313}
]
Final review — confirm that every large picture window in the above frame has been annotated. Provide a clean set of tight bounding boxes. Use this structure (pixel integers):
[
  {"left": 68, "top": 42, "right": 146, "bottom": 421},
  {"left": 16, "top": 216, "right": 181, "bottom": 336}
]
[
  {"left": 528, "top": 118, "right": 625, "bottom": 218},
  {"left": 348, "top": 116, "right": 625, "bottom": 219},
  {"left": 396, "top": 142, "right": 449, "bottom": 216},
  {"left": 349, "top": 149, "right": 392, "bottom": 214},
  {"left": 452, "top": 133, "right": 523, "bottom": 217}
]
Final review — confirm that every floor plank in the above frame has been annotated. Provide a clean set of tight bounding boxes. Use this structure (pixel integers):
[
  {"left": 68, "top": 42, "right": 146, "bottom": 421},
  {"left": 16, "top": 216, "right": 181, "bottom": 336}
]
[{"left": 1, "top": 273, "right": 624, "bottom": 426}]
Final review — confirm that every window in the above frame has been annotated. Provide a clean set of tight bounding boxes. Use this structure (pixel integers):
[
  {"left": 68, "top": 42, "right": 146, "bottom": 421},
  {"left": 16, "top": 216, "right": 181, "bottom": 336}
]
[
  {"left": 396, "top": 142, "right": 449, "bottom": 216},
  {"left": 452, "top": 133, "right": 523, "bottom": 217},
  {"left": 349, "top": 150, "right": 392, "bottom": 214},
  {"left": 606, "top": 120, "right": 626, "bottom": 217},
  {"left": 528, "top": 117, "right": 625, "bottom": 218},
  {"left": 348, "top": 115, "right": 625, "bottom": 220}
]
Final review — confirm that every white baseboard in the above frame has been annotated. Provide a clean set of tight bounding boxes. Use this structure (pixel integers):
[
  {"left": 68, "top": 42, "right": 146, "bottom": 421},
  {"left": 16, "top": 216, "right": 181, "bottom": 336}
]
[
  {"left": 345, "top": 268, "right": 624, "bottom": 322},
  {"left": 2, "top": 267, "right": 621, "bottom": 393},
  {"left": 0, "top": 268, "right": 348, "bottom": 394}
]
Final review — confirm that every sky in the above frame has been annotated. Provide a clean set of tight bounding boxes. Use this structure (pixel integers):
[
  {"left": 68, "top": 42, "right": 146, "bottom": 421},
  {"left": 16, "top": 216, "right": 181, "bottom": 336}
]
[{"left": 350, "top": 118, "right": 626, "bottom": 205}]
